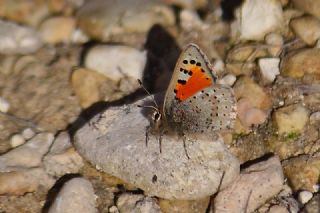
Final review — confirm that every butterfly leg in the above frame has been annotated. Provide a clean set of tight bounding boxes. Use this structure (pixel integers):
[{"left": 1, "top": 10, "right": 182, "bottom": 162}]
[
  {"left": 182, "top": 135, "right": 190, "bottom": 159},
  {"left": 145, "top": 125, "right": 150, "bottom": 147},
  {"left": 158, "top": 130, "right": 163, "bottom": 153}
]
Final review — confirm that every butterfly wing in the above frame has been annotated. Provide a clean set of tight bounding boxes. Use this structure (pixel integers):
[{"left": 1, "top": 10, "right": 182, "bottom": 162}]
[
  {"left": 171, "top": 84, "right": 237, "bottom": 134},
  {"left": 163, "top": 43, "right": 237, "bottom": 135},
  {"left": 163, "top": 43, "right": 216, "bottom": 121}
]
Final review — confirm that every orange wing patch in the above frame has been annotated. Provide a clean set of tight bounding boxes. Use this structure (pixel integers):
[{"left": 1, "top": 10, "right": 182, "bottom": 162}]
[{"left": 175, "top": 65, "right": 213, "bottom": 101}]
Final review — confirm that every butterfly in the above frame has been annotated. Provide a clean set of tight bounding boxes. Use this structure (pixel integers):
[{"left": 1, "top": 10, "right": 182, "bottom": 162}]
[{"left": 151, "top": 43, "right": 236, "bottom": 136}]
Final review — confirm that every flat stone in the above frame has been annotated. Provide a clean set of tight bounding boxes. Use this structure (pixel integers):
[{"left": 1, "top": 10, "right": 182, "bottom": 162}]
[
  {"left": 0, "top": 168, "right": 54, "bottom": 195},
  {"left": 213, "top": 155, "right": 284, "bottom": 213},
  {"left": 74, "top": 95, "right": 240, "bottom": 200},
  {"left": 0, "top": 20, "right": 42, "bottom": 54},
  {"left": 0, "top": 132, "right": 54, "bottom": 172}
]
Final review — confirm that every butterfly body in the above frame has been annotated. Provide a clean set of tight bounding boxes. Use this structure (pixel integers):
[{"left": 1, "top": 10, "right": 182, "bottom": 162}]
[{"left": 160, "top": 43, "right": 237, "bottom": 137}]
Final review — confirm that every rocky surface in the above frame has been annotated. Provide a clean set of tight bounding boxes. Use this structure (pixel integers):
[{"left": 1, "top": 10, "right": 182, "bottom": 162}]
[{"left": 74, "top": 96, "right": 240, "bottom": 200}]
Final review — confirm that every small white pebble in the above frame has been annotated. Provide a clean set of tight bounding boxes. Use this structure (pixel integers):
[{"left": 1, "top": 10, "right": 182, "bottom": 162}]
[
  {"left": 109, "top": 206, "right": 119, "bottom": 213},
  {"left": 278, "top": 100, "right": 284, "bottom": 106},
  {"left": 316, "top": 39, "right": 320, "bottom": 48},
  {"left": 213, "top": 59, "right": 225, "bottom": 73},
  {"left": 217, "top": 74, "right": 236, "bottom": 86},
  {"left": 0, "top": 97, "right": 10, "bottom": 113},
  {"left": 313, "top": 184, "right": 320, "bottom": 192},
  {"left": 309, "top": 111, "right": 320, "bottom": 124},
  {"left": 258, "top": 58, "right": 280, "bottom": 83},
  {"left": 22, "top": 128, "right": 35, "bottom": 140},
  {"left": 298, "top": 190, "right": 313, "bottom": 204},
  {"left": 10, "top": 134, "right": 26, "bottom": 147}
]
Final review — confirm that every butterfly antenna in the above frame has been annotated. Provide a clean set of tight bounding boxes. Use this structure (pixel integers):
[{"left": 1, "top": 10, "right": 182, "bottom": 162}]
[
  {"left": 137, "top": 79, "right": 159, "bottom": 109},
  {"left": 136, "top": 105, "right": 159, "bottom": 112}
]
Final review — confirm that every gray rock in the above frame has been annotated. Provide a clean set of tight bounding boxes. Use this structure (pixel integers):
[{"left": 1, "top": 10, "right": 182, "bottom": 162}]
[
  {"left": 0, "top": 20, "right": 42, "bottom": 54},
  {"left": 74, "top": 96, "right": 240, "bottom": 200},
  {"left": 48, "top": 177, "right": 97, "bottom": 213}
]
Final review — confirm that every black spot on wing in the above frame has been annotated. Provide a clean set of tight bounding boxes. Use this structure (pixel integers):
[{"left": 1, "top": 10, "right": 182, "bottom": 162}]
[{"left": 177, "top": 79, "right": 187, "bottom": 85}]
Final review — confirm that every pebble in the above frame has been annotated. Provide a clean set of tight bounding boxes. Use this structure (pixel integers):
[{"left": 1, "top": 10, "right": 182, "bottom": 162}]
[
  {"left": 166, "top": 0, "right": 207, "bottom": 9},
  {"left": 21, "top": 128, "right": 35, "bottom": 140},
  {"left": 292, "top": 0, "right": 320, "bottom": 19},
  {"left": 48, "top": 177, "right": 97, "bottom": 213},
  {"left": 117, "top": 194, "right": 161, "bottom": 213},
  {"left": 237, "top": 98, "right": 267, "bottom": 128},
  {"left": 265, "top": 32, "right": 284, "bottom": 56},
  {"left": 258, "top": 57, "right": 280, "bottom": 83},
  {"left": 180, "top": 9, "right": 203, "bottom": 30},
  {"left": 77, "top": 0, "right": 175, "bottom": 42},
  {"left": 39, "top": 16, "right": 76, "bottom": 44},
  {"left": 298, "top": 190, "right": 313, "bottom": 204},
  {"left": 0, "top": 0, "right": 50, "bottom": 26},
  {"left": 0, "top": 97, "right": 10, "bottom": 113},
  {"left": 159, "top": 197, "right": 210, "bottom": 213},
  {"left": 283, "top": 154, "right": 320, "bottom": 192},
  {"left": 268, "top": 205, "right": 290, "bottom": 213},
  {"left": 0, "top": 133, "right": 54, "bottom": 172},
  {"left": 0, "top": 168, "right": 54, "bottom": 195},
  {"left": 309, "top": 111, "right": 320, "bottom": 124},
  {"left": 84, "top": 45, "right": 146, "bottom": 82},
  {"left": 213, "top": 155, "right": 284, "bottom": 213},
  {"left": 281, "top": 48, "right": 320, "bottom": 78},
  {"left": 49, "top": 131, "right": 72, "bottom": 154},
  {"left": 233, "top": 76, "right": 272, "bottom": 110},
  {"left": 43, "top": 147, "right": 84, "bottom": 177},
  {"left": 217, "top": 74, "right": 237, "bottom": 86},
  {"left": 301, "top": 193, "right": 320, "bottom": 213},
  {"left": 43, "top": 132, "right": 83, "bottom": 176},
  {"left": 74, "top": 95, "right": 240, "bottom": 200},
  {"left": 71, "top": 67, "right": 117, "bottom": 108},
  {"left": 0, "top": 20, "right": 42, "bottom": 54},
  {"left": 272, "top": 104, "right": 309, "bottom": 134},
  {"left": 236, "top": 0, "right": 283, "bottom": 40},
  {"left": 290, "top": 16, "right": 320, "bottom": 45},
  {"left": 10, "top": 134, "right": 26, "bottom": 148},
  {"left": 109, "top": 206, "right": 119, "bottom": 213}
]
